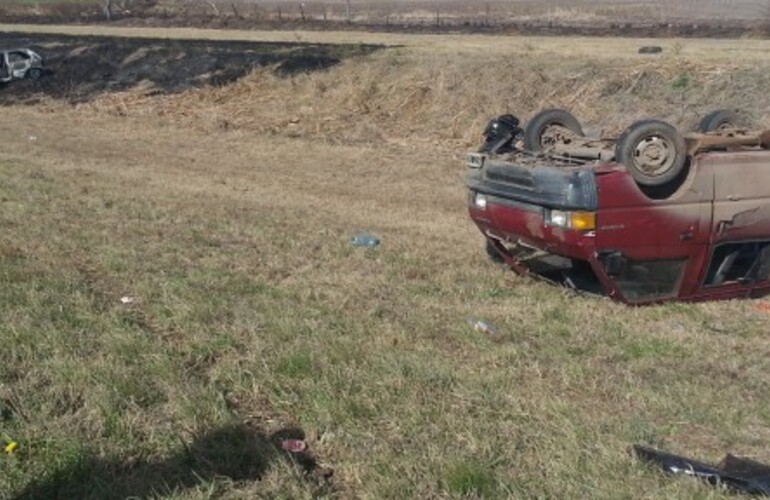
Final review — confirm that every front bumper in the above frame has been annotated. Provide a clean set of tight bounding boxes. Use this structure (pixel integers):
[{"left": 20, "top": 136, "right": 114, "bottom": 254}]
[{"left": 466, "top": 153, "right": 631, "bottom": 297}]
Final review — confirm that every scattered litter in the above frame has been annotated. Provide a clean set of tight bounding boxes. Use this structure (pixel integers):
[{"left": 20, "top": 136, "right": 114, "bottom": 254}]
[
  {"left": 281, "top": 439, "right": 308, "bottom": 453},
  {"left": 467, "top": 318, "right": 497, "bottom": 337},
  {"left": 350, "top": 233, "right": 380, "bottom": 248},
  {"left": 755, "top": 302, "right": 770, "bottom": 314},
  {"left": 28, "top": 135, "right": 37, "bottom": 142},
  {"left": 120, "top": 296, "right": 135, "bottom": 305},
  {"left": 633, "top": 445, "right": 770, "bottom": 496},
  {"left": 1, "top": 431, "right": 17, "bottom": 455}
]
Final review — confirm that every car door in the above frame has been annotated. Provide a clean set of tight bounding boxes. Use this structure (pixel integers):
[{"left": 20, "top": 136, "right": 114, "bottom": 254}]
[
  {"left": 0, "top": 52, "right": 8, "bottom": 81},
  {"left": 7, "top": 51, "right": 31, "bottom": 78},
  {"left": 594, "top": 162, "right": 713, "bottom": 303},
  {"left": 704, "top": 150, "right": 770, "bottom": 298}
]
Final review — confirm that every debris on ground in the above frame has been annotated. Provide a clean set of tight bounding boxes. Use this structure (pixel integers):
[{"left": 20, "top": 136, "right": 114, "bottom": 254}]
[
  {"left": 281, "top": 439, "right": 308, "bottom": 453},
  {"left": 350, "top": 233, "right": 380, "bottom": 248},
  {"left": 120, "top": 296, "right": 135, "bottom": 305},
  {"left": 4, "top": 441, "right": 17, "bottom": 454},
  {"left": 633, "top": 444, "right": 770, "bottom": 496},
  {"left": 1, "top": 431, "right": 18, "bottom": 455},
  {"left": 467, "top": 318, "right": 498, "bottom": 337},
  {"left": 638, "top": 46, "right": 664, "bottom": 54}
]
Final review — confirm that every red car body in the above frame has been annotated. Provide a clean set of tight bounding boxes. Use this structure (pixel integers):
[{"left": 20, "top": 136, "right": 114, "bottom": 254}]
[{"left": 467, "top": 150, "right": 770, "bottom": 304}]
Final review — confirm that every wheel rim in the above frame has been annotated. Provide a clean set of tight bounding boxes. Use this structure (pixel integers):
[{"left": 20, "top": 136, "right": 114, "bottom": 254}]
[
  {"left": 715, "top": 121, "right": 734, "bottom": 132},
  {"left": 539, "top": 124, "right": 573, "bottom": 148},
  {"left": 633, "top": 135, "right": 676, "bottom": 177}
]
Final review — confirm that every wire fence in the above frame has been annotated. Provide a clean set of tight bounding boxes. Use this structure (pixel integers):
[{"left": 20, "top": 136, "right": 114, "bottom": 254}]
[{"left": 209, "top": 0, "right": 769, "bottom": 25}]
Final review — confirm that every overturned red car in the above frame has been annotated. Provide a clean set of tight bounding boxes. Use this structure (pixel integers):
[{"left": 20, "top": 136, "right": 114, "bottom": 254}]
[{"left": 466, "top": 109, "right": 770, "bottom": 304}]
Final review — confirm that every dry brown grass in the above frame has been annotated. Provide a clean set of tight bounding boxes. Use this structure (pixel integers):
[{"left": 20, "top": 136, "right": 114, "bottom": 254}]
[{"left": 66, "top": 29, "right": 770, "bottom": 149}]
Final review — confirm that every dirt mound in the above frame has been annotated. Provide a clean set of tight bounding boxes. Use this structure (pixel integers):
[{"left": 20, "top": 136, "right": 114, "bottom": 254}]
[{"left": 0, "top": 33, "right": 383, "bottom": 103}]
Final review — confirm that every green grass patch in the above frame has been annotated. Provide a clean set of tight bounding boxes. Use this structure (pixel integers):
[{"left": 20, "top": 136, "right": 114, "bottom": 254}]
[{"left": 445, "top": 460, "right": 497, "bottom": 497}]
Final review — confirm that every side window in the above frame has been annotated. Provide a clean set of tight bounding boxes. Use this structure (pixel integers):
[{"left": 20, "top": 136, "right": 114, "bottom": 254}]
[
  {"left": 7, "top": 52, "right": 30, "bottom": 64},
  {"left": 605, "top": 257, "right": 687, "bottom": 302},
  {"left": 704, "top": 242, "right": 770, "bottom": 286}
]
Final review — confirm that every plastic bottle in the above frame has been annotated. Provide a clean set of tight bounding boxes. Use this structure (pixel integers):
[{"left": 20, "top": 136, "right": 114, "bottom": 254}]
[
  {"left": 350, "top": 234, "right": 380, "bottom": 248},
  {"left": 467, "top": 318, "right": 497, "bottom": 336}
]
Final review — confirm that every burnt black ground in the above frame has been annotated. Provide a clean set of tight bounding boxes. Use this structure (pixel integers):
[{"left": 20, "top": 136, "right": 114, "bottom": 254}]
[{"left": 0, "top": 32, "right": 384, "bottom": 103}]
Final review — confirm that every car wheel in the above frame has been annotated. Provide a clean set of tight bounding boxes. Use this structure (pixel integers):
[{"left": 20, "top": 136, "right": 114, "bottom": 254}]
[
  {"left": 523, "top": 109, "right": 584, "bottom": 152},
  {"left": 26, "top": 68, "right": 43, "bottom": 80},
  {"left": 697, "top": 109, "right": 741, "bottom": 133},
  {"left": 615, "top": 119, "right": 687, "bottom": 187}
]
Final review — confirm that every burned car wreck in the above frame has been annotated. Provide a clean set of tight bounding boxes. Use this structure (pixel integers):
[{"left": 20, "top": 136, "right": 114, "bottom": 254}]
[
  {"left": 466, "top": 109, "right": 770, "bottom": 304},
  {"left": 0, "top": 48, "right": 44, "bottom": 84}
]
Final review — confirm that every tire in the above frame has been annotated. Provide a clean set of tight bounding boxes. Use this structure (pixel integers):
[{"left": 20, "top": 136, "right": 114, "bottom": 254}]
[
  {"left": 697, "top": 109, "right": 740, "bottom": 133},
  {"left": 638, "top": 46, "right": 663, "bottom": 54},
  {"left": 26, "top": 68, "right": 43, "bottom": 80},
  {"left": 615, "top": 119, "right": 687, "bottom": 187},
  {"left": 523, "top": 109, "right": 584, "bottom": 152}
]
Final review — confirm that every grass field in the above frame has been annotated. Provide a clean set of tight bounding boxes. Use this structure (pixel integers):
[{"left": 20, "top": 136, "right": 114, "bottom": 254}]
[{"left": 2, "top": 26, "right": 770, "bottom": 499}]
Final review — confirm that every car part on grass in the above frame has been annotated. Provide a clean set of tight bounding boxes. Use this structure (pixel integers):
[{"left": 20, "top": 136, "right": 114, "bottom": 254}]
[
  {"left": 485, "top": 239, "right": 505, "bottom": 264},
  {"left": 0, "top": 48, "right": 44, "bottom": 84},
  {"left": 350, "top": 233, "right": 380, "bottom": 248},
  {"left": 523, "top": 109, "right": 584, "bottom": 152},
  {"left": 633, "top": 445, "right": 770, "bottom": 496}
]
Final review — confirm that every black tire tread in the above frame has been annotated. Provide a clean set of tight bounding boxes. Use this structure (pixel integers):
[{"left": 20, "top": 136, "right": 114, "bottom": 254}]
[
  {"left": 523, "top": 109, "right": 584, "bottom": 152},
  {"left": 698, "top": 109, "right": 740, "bottom": 133}
]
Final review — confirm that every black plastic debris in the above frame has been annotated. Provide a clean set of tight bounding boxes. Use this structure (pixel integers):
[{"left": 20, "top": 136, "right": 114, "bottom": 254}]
[
  {"left": 633, "top": 445, "right": 770, "bottom": 496},
  {"left": 480, "top": 114, "right": 522, "bottom": 154}
]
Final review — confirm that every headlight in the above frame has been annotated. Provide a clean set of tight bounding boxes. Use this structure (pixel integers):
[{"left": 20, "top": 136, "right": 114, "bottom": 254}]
[
  {"left": 549, "top": 210, "right": 569, "bottom": 228},
  {"left": 546, "top": 209, "right": 595, "bottom": 231},
  {"left": 473, "top": 192, "right": 488, "bottom": 210}
]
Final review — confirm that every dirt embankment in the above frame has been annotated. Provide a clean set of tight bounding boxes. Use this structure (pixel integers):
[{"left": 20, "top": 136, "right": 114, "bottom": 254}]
[
  {"left": 0, "top": 33, "right": 382, "bottom": 103},
  {"left": 1, "top": 31, "right": 769, "bottom": 150}
]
